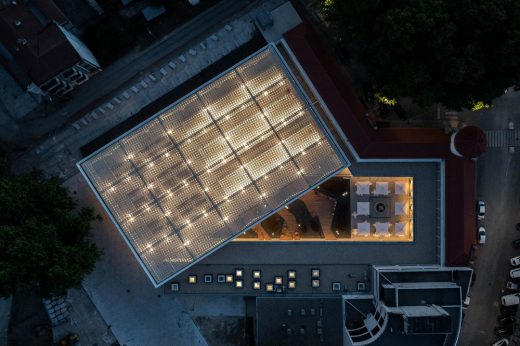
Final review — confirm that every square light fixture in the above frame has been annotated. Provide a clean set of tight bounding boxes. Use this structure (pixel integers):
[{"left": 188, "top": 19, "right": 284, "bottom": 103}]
[
  {"left": 311, "top": 269, "right": 320, "bottom": 278},
  {"left": 288, "top": 270, "right": 296, "bottom": 279},
  {"left": 217, "top": 274, "right": 226, "bottom": 283},
  {"left": 288, "top": 280, "right": 296, "bottom": 289},
  {"left": 226, "top": 274, "right": 234, "bottom": 283},
  {"left": 332, "top": 282, "right": 341, "bottom": 291},
  {"left": 266, "top": 283, "right": 274, "bottom": 292},
  {"left": 171, "top": 283, "right": 179, "bottom": 291},
  {"left": 253, "top": 281, "right": 261, "bottom": 290},
  {"left": 188, "top": 275, "right": 197, "bottom": 284},
  {"left": 235, "top": 268, "right": 243, "bottom": 278},
  {"left": 204, "top": 274, "right": 213, "bottom": 283},
  {"left": 274, "top": 276, "right": 283, "bottom": 285},
  {"left": 253, "top": 270, "right": 261, "bottom": 279},
  {"left": 312, "top": 279, "right": 320, "bottom": 288},
  {"left": 235, "top": 280, "right": 243, "bottom": 288}
]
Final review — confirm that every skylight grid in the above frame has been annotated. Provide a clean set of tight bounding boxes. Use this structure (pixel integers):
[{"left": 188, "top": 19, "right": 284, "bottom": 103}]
[{"left": 78, "top": 46, "right": 347, "bottom": 286}]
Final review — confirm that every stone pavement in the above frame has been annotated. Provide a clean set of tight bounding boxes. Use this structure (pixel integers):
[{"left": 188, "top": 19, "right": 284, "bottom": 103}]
[{"left": 64, "top": 173, "right": 246, "bottom": 346}]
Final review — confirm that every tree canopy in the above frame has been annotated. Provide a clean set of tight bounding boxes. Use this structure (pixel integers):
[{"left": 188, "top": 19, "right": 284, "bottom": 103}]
[
  {"left": 0, "top": 170, "right": 101, "bottom": 298},
  {"left": 320, "top": 0, "right": 520, "bottom": 109}
]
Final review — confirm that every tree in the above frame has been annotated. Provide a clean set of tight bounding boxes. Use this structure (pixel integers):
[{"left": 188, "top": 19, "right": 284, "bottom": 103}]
[
  {"left": 320, "top": 0, "right": 520, "bottom": 109},
  {"left": 0, "top": 170, "right": 101, "bottom": 298}
]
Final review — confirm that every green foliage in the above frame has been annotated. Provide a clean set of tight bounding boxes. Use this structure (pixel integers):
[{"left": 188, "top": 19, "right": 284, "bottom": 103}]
[
  {"left": 0, "top": 171, "right": 101, "bottom": 298},
  {"left": 321, "top": 0, "right": 520, "bottom": 109}
]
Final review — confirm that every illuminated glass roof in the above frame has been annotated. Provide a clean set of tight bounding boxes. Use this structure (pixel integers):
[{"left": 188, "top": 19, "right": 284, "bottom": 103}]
[{"left": 78, "top": 46, "right": 347, "bottom": 286}]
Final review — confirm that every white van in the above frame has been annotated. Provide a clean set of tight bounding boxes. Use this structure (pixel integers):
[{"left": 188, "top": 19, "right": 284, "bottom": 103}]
[
  {"left": 510, "top": 268, "right": 520, "bottom": 279},
  {"left": 502, "top": 293, "right": 520, "bottom": 306}
]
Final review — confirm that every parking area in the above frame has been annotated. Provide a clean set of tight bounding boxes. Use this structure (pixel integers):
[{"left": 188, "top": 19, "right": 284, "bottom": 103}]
[{"left": 459, "top": 89, "right": 520, "bottom": 345}]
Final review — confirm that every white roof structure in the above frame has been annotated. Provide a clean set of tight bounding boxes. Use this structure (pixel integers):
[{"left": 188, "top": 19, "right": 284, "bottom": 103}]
[
  {"left": 357, "top": 202, "right": 370, "bottom": 216},
  {"left": 357, "top": 222, "right": 371, "bottom": 236},
  {"left": 395, "top": 222, "right": 407, "bottom": 236},
  {"left": 375, "top": 222, "right": 390, "bottom": 237},
  {"left": 355, "top": 182, "right": 371, "bottom": 195},
  {"left": 77, "top": 46, "right": 347, "bottom": 286},
  {"left": 375, "top": 182, "right": 389, "bottom": 195},
  {"left": 394, "top": 181, "right": 406, "bottom": 195},
  {"left": 395, "top": 202, "right": 406, "bottom": 216}
]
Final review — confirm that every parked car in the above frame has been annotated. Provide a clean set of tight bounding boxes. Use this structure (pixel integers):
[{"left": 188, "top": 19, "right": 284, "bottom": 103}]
[
  {"left": 478, "top": 227, "right": 486, "bottom": 244},
  {"left": 463, "top": 296, "right": 470, "bottom": 309},
  {"left": 492, "top": 338, "right": 510, "bottom": 346},
  {"left": 510, "top": 268, "right": 520, "bottom": 279},
  {"left": 513, "top": 239, "right": 520, "bottom": 248},
  {"left": 507, "top": 281, "right": 519, "bottom": 290},
  {"left": 501, "top": 293, "right": 520, "bottom": 306},
  {"left": 498, "top": 315, "right": 515, "bottom": 325},
  {"left": 477, "top": 200, "right": 485, "bottom": 220},
  {"left": 501, "top": 305, "right": 518, "bottom": 316},
  {"left": 511, "top": 256, "right": 520, "bottom": 266},
  {"left": 495, "top": 325, "right": 514, "bottom": 337}
]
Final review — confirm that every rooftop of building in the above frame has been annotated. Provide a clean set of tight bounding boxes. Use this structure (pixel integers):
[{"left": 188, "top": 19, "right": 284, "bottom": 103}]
[
  {"left": 0, "top": 0, "right": 86, "bottom": 85},
  {"left": 78, "top": 45, "right": 347, "bottom": 286}
]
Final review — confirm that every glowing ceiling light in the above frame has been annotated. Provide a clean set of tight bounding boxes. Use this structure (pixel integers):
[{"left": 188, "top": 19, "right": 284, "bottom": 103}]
[
  {"left": 223, "top": 216, "right": 228, "bottom": 221},
  {"left": 302, "top": 151, "right": 306, "bottom": 155},
  {"left": 165, "top": 152, "right": 170, "bottom": 157},
  {"left": 149, "top": 162, "right": 154, "bottom": 167},
  {"left": 184, "top": 240, "right": 190, "bottom": 246},
  {"left": 165, "top": 211, "right": 171, "bottom": 216},
  {"left": 187, "top": 160, "right": 192, "bottom": 164},
  {"left": 263, "top": 91, "right": 268, "bottom": 96},
  {"left": 167, "top": 130, "right": 173, "bottom": 135},
  {"left": 204, "top": 187, "right": 209, "bottom": 192}
]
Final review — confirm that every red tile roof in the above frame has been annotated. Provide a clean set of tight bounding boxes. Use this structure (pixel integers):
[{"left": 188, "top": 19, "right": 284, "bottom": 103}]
[
  {"left": 284, "top": 23, "right": 477, "bottom": 266},
  {"left": 0, "top": 2, "right": 80, "bottom": 85}
]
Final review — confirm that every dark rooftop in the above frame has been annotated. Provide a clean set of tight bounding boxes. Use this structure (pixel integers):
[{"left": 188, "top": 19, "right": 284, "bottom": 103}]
[
  {"left": 0, "top": 1, "right": 80, "bottom": 85},
  {"left": 255, "top": 297, "right": 344, "bottom": 346}
]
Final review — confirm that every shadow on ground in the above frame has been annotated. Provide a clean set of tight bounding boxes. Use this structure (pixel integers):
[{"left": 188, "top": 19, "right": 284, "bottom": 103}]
[
  {"left": 194, "top": 316, "right": 249, "bottom": 346},
  {"left": 8, "top": 290, "right": 52, "bottom": 346}
]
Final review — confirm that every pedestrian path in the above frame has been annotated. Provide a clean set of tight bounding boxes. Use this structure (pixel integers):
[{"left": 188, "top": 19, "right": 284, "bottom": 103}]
[{"left": 484, "top": 130, "right": 520, "bottom": 147}]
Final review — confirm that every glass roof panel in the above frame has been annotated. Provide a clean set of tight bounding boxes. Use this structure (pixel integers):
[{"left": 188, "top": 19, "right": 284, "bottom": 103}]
[{"left": 78, "top": 46, "right": 347, "bottom": 286}]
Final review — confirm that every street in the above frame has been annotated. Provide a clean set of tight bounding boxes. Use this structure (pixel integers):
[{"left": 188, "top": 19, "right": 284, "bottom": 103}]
[{"left": 459, "top": 89, "right": 520, "bottom": 345}]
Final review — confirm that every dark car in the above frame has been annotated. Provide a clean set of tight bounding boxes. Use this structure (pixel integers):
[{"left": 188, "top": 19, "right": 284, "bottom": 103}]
[
  {"left": 514, "top": 239, "right": 520, "bottom": 248},
  {"left": 495, "top": 326, "right": 514, "bottom": 337},
  {"left": 501, "top": 305, "right": 518, "bottom": 316},
  {"left": 498, "top": 315, "right": 515, "bottom": 325}
]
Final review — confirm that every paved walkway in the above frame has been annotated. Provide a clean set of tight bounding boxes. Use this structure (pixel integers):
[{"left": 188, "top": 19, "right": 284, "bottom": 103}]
[
  {"left": 63, "top": 173, "right": 249, "bottom": 346},
  {"left": 0, "top": 297, "right": 11, "bottom": 346}
]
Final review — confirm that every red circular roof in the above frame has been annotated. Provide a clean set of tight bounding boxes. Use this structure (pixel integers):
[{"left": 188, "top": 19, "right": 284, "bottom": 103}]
[{"left": 454, "top": 126, "right": 486, "bottom": 158}]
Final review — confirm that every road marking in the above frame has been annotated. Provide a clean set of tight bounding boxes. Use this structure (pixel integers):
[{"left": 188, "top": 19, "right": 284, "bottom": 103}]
[{"left": 484, "top": 130, "right": 520, "bottom": 147}]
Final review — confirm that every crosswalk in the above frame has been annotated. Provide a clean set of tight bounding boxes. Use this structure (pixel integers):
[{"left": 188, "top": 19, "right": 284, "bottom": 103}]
[{"left": 484, "top": 130, "right": 520, "bottom": 147}]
